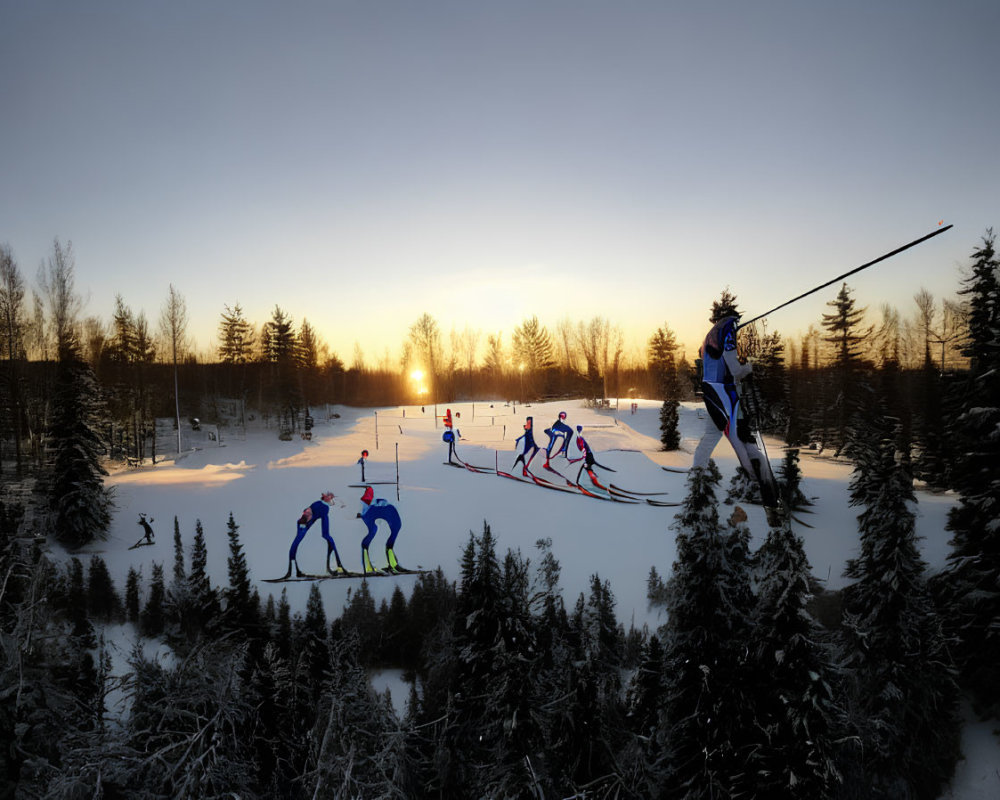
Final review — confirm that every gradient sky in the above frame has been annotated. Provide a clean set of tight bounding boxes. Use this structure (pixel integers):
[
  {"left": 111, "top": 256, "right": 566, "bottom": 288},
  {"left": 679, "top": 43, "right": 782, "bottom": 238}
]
[{"left": 2, "top": 0, "right": 998, "bottom": 364}]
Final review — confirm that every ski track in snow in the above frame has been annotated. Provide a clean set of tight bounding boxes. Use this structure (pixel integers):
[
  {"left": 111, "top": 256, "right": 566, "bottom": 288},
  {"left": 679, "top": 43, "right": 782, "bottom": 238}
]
[{"left": 61, "top": 399, "right": 998, "bottom": 798}]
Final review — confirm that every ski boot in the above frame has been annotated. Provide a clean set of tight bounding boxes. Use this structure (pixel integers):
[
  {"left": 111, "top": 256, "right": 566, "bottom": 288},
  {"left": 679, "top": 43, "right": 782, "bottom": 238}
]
[
  {"left": 361, "top": 547, "right": 381, "bottom": 575},
  {"left": 386, "top": 547, "right": 404, "bottom": 574},
  {"left": 281, "top": 559, "right": 306, "bottom": 580},
  {"left": 326, "top": 544, "right": 349, "bottom": 576}
]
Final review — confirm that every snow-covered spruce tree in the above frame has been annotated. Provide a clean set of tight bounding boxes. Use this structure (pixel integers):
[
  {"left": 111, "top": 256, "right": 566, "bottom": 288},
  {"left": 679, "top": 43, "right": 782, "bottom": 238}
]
[
  {"left": 442, "top": 523, "right": 545, "bottom": 798},
  {"left": 724, "top": 465, "right": 760, "bottom": 505},
  {"left": 557, "top": 574, "right": 628, "bottom": 796},
  {"left": 654, "top": 463, "right": 757, "bottom": 799},
  {"left": 649, "top": 324, "right": 682, "bottom": 450},
  {"left": 940, "top": 228, "right": 1000, "bottom": 717},
  {"left": 119, "top": 639, "right": 258, "bottom": 798},
  {"left": 747, "top": 523, "right": 842, "bottom": 798},
  {"left": 305, "top": 623, "right": 410, "bottom": 799},
  {"left": 2, "top": 558, "right": 111, "bottom": 798},
  {"left": 164, "top": 519, "right": 218, "bottom": 647},
  {"left": 47, "top": 337, "right": 112, "bottom": 548},
  {"left": 297, "top": 582, "right": 330, "bottom": 703},
  {"left": 478, "top": 547, "right": 548, "bottom": 799},
  {"left": 621, "top": 632, "right": 665, "bottom": 796},
  {"left": 527, "top": 537, "right": 576, "bottom": 794},
  {"left": 223, "top": 512, "right": 260, "bottom": 639},
  {"left": 840, "top": 385, "right": 961, "bottom": 798},
  {"left": 244, "top": 640, "right": 302, "bottom": 796}
]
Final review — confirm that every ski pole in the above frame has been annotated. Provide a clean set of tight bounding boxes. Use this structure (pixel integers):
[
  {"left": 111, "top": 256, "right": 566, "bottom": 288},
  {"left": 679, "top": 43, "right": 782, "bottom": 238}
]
[{"left": 738, "top": 224, "right": 953, "bottom": 329}]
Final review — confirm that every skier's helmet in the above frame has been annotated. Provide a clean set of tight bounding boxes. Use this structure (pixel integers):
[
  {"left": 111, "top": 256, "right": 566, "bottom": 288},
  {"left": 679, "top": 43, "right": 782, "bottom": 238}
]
[
  {"left": 558, "top": 411, "right": 567, "bottom": 420},
  {"left": 361, "top": 449, "right": 369, "bottom": 458},
  {"left": 322, "top": 491, "right": 335, "bottom": 502},
  {"left": 362, "top": 486, "right": 374, "bottom": 504},
  {"left": 576, "top": 425, "right": 583, "bottom": 433}
]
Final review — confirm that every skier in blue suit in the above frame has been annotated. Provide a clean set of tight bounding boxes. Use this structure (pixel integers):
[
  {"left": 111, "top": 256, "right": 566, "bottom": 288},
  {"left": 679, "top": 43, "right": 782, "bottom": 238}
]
[
  {"left": 513, "top": 416, "right": 540, "bottom": 473},
  {"left": 693, "top": 315, "right": 780, "bottom": 525},
  {"left": 283, "top": 491, "right": 346, "bottom": 578},
  {"left": 357, "top": 486, "right": 405, "bottom": 574},
  {"left": 543, "top": 411, "right": 574, "bottom": 466}
]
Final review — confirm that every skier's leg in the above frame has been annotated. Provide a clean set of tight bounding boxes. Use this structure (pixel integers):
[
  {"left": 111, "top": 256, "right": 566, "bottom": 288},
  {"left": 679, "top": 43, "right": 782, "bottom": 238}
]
[
  {"left": 288, "top": 524, "right": 309, "bottom": 577},
  {"left": 361, "top": 520, "right": 378, "bottom": 573},
  {"left": 384, "top": 508, "right": 402, "bottom": 571},
  {"left": 724, "top": 410, "right": 780, "bottom": 509},
  {"left": 320, "top": 529, "right": 346, "bottom": 573},
  {"left": 693, "top": 384, "right": 728, "bottom": 469}
]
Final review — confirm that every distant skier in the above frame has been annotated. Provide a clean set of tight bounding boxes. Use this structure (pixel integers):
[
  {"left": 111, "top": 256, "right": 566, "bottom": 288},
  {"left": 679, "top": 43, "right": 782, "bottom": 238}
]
[
  {"left": 543, "top": 411, "right": 574, "bottom": 465},
  {"left": 357, "top": 449, "right": 369, "bottom": 481},
  {"left": 693, "top": 314, "right": 780, "bottom": 525},
  {"left": 442, "top": 409, "right": 462, "bottom": 463},
  {"left": 129, "top": 514, "right": 156, "bottom": 549},
  {"left": 512, "top": 416, "right": 541, "bottom": 473},
  {"left": 283, "top": 491, "right": 347, "bottom": 579},
  {"left": 357, "top": 486, "right": 405, "bottom": 574}
]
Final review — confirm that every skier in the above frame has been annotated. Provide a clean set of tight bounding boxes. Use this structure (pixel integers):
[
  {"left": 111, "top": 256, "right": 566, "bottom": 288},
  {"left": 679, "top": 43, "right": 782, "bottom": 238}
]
[
  {"left": 543, "top": 411, "right": 574, "bottom": 465},
  {"left": 283, "top": 490, "right": 347, "bottom": 578},
  {"left": 570, "top": 425, "right": 611, "bottom": 486},
  {"left": 693, "top": 314, "right": 781, "bottom": 524},
  {"left": 512, "top": 416, "right": 540, "bottom": 473},
  {"left": 357, "top": 486, "right": 405, "bottom": 574},
  {"left": 131, "top": 514, "right": 155, "bottom": 548},
  {"left": 357, "top": 449, "right": 369, "bottom": 481}
]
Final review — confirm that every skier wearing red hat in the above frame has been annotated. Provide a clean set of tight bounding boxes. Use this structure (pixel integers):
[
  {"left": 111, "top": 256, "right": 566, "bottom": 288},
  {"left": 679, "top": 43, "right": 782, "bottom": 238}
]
[{"left": 357, "top": 486, "right": 406, "bottom": 574}]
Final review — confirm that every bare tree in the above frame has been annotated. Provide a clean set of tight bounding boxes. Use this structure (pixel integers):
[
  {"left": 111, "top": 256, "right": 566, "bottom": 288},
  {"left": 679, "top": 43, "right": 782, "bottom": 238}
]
[
  {"left": 159, "top": 284, "right": 188, "bottom": 453},
  {"left": 37, "top": 238, "right": 82, "bottom": 357},
  {"left": 0, "top": 244, "right": 26, "bottom": 472},
  {"left": 408, "top": 313, "right": 442, "bottom": 400}
]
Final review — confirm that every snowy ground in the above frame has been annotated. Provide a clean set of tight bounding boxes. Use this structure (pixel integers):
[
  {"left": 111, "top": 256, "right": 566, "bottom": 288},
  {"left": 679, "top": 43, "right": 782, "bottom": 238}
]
[{"left": 58, "top": 398, "right": 998, "bottom": 797}]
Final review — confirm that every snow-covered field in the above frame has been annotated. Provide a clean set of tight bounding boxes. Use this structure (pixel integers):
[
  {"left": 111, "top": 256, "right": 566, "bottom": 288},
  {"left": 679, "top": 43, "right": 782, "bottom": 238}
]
[{"left": 61, "top": 398, "right": 998, "bottom": 798}]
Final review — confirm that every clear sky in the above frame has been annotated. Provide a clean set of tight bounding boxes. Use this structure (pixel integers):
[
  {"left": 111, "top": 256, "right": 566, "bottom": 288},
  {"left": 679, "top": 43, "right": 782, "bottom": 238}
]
[{"left": 2, "top": 0, "right": 997, "bottom": 364}]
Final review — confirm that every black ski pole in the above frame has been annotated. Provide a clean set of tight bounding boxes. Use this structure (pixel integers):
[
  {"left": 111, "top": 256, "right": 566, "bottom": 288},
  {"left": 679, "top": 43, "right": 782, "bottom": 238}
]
[{"left": 738, "top": 224, "right": 953, "bottom": 329}]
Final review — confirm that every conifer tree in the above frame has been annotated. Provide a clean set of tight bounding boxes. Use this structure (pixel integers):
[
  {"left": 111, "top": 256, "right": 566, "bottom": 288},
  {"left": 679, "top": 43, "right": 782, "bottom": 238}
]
[
  {"left": 124, "top": 566, "right": 141, "bottom": 624},
  {"left": 819, "top": 282, "right": 870, "bottom": 453},
  {"left": 171, "top": 515, "right": 185, "bottom": 585},
  {"left": 140, "top": 562, "right": 166, "bottom": 637},
  {"left": 749, "top": 524, "right": 842, "bottom": 798},
  {"left": 841, "top": 388, "right": 961, "bottom": 797},
  {"left": 307, "top": 624, "right": 410, "bottom": 798},
  {"left": 48, "top": 338, "right": 112, "bottom": 548},
  {"left": 300, "top": 582, "right": 329, "bottom": 695},
  {"left": 86, "top": 554, "right": 121, "bottom": 623},
  {"left": 649, "top": 324, "right": 682, "bottom": 449},
  {"left": 122, "top": 640, "right": 257, "bottom": 798},
  {"left": 941, "top": 228, "right": 1000, "bottom": 716},
  {"left": 340, "top": 579, "right": 380, "bottom": 666},
  {"left": 655, "top": 465, "right": 757, "bottom": 798},
  {"left": 224, "top": 512, "right": 258, "bottom": 637}
]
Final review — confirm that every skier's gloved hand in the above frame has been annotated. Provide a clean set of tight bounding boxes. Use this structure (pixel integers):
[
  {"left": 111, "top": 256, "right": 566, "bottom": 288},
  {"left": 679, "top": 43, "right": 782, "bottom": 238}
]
[{"left": 355, "top": 513, "right": 361, "bottom": 518}]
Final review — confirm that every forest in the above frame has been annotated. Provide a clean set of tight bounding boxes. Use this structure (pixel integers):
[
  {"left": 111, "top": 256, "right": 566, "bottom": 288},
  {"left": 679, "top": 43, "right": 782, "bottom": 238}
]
[{"left": 0, "top": 228, "right": 997, "bottom": 798}]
